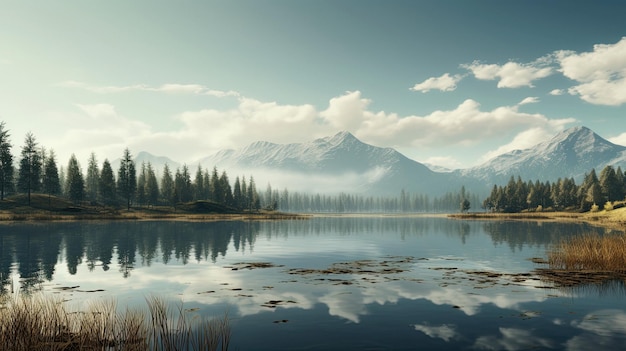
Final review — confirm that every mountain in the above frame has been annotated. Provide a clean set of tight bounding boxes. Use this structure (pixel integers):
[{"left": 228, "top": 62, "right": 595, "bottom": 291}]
[
  {"left": 197, "top": 131, "right": 448, "bottom": 195},
  {"left": 111, "top": 151, "right": 180, "bottom": 178},
  {"left": 457, "top": 126, "right": 626, "bottom": 187},
  {"left": 110, "top": 126, "right": 626, "bottom": 198}
]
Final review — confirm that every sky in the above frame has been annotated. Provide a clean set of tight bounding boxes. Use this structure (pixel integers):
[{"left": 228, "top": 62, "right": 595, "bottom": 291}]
[{"left": 1, "top": 0, "right": 626, "bottom": 171}]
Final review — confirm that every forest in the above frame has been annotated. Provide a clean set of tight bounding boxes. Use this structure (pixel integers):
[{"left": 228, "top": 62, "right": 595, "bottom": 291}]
[
  {"left": 482, "top": 165, "right": 626, "bottom": 213},
  {"left": 0, "top": 122, "right": 478, "bottom": 213}
]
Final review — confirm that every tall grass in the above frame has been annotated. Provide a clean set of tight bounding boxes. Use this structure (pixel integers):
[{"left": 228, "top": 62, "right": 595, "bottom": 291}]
[
  {"left": 0, "top": 294, "right": 230, "bottom": 351},
  {"left": 548, "top": 233, "right": 626, "bottom": 271}
]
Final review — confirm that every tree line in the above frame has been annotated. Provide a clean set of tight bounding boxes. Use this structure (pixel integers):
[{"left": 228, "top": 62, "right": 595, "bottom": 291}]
[
  {"left": 271, "top": 186, "right": 480, "bottom": 213},
  {"left": 0, "top": 121, "right": 480, "bottom": 213},
  {"left": 0, "top": 123, "right": 263, "bottom": 211},
  {"left": 482, "top": 165, "right": 626, "bottom": 213}
]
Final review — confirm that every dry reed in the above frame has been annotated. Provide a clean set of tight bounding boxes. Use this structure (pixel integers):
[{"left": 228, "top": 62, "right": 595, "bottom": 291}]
[
  {"left": 0, "top": 294, "right": 230, "bottom": 351},
  {"left": 548, "top": 233, "right": 626, "bottom": 271}
]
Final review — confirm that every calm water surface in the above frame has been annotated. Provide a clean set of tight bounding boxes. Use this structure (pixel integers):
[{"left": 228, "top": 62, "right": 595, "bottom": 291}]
[{"left": 1, "top": 217, "right": 625, "bottom": 350}]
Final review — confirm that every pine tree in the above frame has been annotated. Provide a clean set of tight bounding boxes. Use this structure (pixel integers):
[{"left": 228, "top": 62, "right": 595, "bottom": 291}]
[
  {"left": 599, "top": 165, "right": 621, "bottom": 202},
  {"left": 99, "top": 159, "right": 116, "bottom": 206},
  {"left": 220, "top": 171, "right": 233, "bottom": 206},
  {"left": 0, "top": 122, "right": 13, "bottom": 200},
  {"left": 202, "top": 169, "right": 211, "bottom": 200},
  {"left": 194, "top": 165, "right": 204, "bottom": 200},
  {"left": 211, "top": 167, "right": 222, "bottom": 204},
  {"left": 66, "top": 154, "right": 85, "bottom": 204},
  {"left": 233, "top": 176, "right": 242, "bottom": 210},
  {"left": 136, "top": 162, "right": 147, "bottom": 206},
  {"left": 117, "top": 148, "right": 137, "bottom": 210},
  {"left": 42, "top": 150, "right": 61, "bottom": 198},
  {"left": 85, "top": 152, "right": 100, "bottom": 204},
  {"left": 145, "top": 162, "right": 159, "bottom": 206},
  {"left": 17, "top": 132, "right": 42, "bottom": 205},
  {"left": 248, "top": 176, "right": 259, "bottom": 211},
  {"left": 160, "top": 163, "right": 174, "bottom": 205},
  {"left": 180, "top": 164, "right": 193, "bottom": 202}
]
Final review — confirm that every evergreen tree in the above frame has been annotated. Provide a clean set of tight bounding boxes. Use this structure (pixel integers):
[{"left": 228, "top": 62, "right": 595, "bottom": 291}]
[
  {"left": 66, "top": 154, "right": 85, "bottom": 204},
  {"left": 460, "top": 198, "right": 470, "bottom": 213},
  {"left": 174, "top": 168, "right": 183, "bottom": 203},
  {"left": 599, "top": 165, "right": 621, "bottom": 202},
  {"left": 17, "top": 132, "right": 42, "bottom": 205},
  {"left": 233, "top": 176, "right": 242, "bottom": 210},
  {"left": 59, "top": 166, "right": 66, "bottom": 196},
  {"left": 579, "top": 170, "right": 599, "bottom": 210},
  {"left": 136, "top": 162, "right": 147, "bottom": 206},
  {"left": 220, "top": 171, "right": 233, "bottom": 206},
  {"left": 99, "top": 159, "right": 116, "bottom": 206},
  {"left": 85, "top": 152, "right": 100, "bottom": 203},
  {"left": 0, "top": 122, "right": 13, "bottom": 200},
  {"left": 202, "top": 169, "right": 211, "bottom": 200},
  {"left": 42, "top": 150, "right": 61, "bottom": 198},
  {"left": 249, "top": 176, "right": 260, "bottom": 211},
  {"left": 211, "top": 167, "right": 223, "bottom": 204},
  {"left": 160, "top": 163, "right": 174, "bottom": 205},
  {"left": 145, "top": 162, "right": 159, "bottom": 206},
  {"left": 117, "top": 148, "right": 137, "bottom": 210},
  {"left": 193, "top": 165, "right": 204, "bottom": 200},
  {"left": 181, "top": 164, "right": 193, "bottom": 202},
  {"left": 241, "top": 176, "right": 249, "bottom": 209}
]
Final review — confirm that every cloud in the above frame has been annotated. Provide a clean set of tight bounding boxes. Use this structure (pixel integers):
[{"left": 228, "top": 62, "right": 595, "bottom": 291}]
[
  {"left": 518, "top": 97, "right": 539, "bottom": 105},
  {"left": 412, "top": 323, "right": 459, "bottom": 342},
  {"left": 336, "top": 93, "right": 575, "bottom": 151},
  {"left": 549, "top": 89, "right": 564, "bottom": 96},
  {"left": 410, "top": 73, "right": 463, "bottom": 93},
  {"left": 58, "top": 81, "right": 240, "bottom": 97},
  {"left": 474, "top": 328, "right": 555, "bottom": 351},
  {"left": 556, "top": 37, "right": 626, "bottom": 106},
  {"left": 608, "top": 132, "right": 626, "bottom": 146},
  {"left": 462, "top": 58, "right": 553, "bottom": 88},
  {"left": 50, "top": 90, "right": 576, "bottom": 173}
]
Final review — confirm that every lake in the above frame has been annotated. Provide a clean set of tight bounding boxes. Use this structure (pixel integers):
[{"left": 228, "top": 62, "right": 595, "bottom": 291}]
[{"left": 1, "top": 216, "right": 625, "bottom": 350}]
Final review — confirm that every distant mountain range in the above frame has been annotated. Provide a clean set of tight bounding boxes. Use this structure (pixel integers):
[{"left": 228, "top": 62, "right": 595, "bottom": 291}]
[
  {"left": 130, "top": 126, "right": 626, "bottom": 197},
  {"left": 456, "top": 126, "right": 626, "bottom": 187}
]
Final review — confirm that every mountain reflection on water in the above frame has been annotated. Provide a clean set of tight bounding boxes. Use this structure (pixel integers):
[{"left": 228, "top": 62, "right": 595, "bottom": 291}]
[{"left": 0, "top": 217, "right": 625, "bottom": 350}]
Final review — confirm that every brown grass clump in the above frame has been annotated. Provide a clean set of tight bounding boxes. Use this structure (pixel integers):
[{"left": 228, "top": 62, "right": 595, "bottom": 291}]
[
  {"left": 0, "top": 294, "right": 230, "bottom": 351},
  {"left": 548, "top": 233, "right": 626, "bottom": 271}
]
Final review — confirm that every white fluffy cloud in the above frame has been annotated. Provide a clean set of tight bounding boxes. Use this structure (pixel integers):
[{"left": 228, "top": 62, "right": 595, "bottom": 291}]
[
  {"left": 51, "top": 89, "right": 575, "bottom": 170},
  {"left": 410, "top": 73, "right": 463, "bottom": 92},
  {"left": 462, "top": 59, "right": 553, "bottom": 88},
  {"left": 557, "top": 37, "right": 626, "bottom": 106},
  {"left": 549, "top": 89, "right": 564, "bottom": 96}
]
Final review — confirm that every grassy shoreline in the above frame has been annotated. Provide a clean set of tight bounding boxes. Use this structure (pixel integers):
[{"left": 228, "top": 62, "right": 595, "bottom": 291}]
[
  {"left": 449, "top": 207, "right": 626, "bottom": 231},
  {"left": 0, "top": 294, "right": 230, "bottom": 351},
  {"left": 0, "top": 194, "right": 309, "bottom": 223}
]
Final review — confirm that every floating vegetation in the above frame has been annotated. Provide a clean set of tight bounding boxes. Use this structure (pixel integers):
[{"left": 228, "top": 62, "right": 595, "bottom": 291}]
[
  {"left": 261, "top": 300, "right": 297, "bottom": 308},
  {"left": 287, "top": 257, "right": 416, "bottom": 277},
  {"left": 0, "top": 294, "right": 230, "bottom": 351},
  {"left": 224, "top": 262, "right": 284, "bottom": 270}
]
